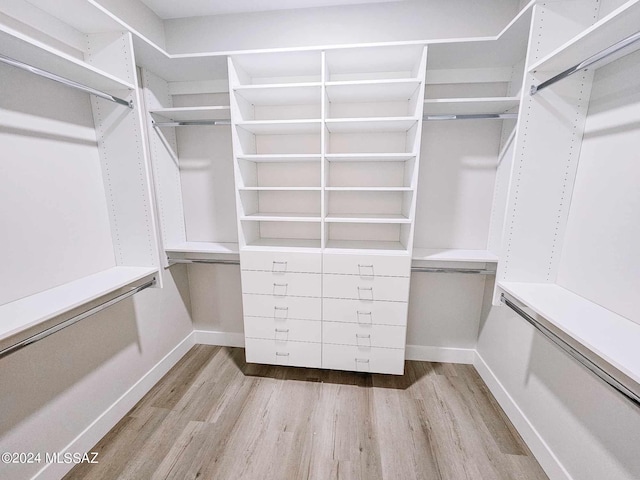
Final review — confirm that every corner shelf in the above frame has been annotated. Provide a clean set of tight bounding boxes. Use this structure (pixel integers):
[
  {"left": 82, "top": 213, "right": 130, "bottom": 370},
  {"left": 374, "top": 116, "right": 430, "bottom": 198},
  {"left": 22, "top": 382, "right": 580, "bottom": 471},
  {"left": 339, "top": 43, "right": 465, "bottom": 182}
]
[
  {"left": 149, "top": 106, "right": 231, "bottom": 121},
  {"left": 0, "top": 24, "right": 134, "bottom": 93},
  {"left": 423, "top": 97, "right": 519, "bottom": 115},
  {"left": 0, "top": 267, "right": 157, "bottom": 351},
  {"left": 499, "top": 281, "right": 640, "bottom": 390},
  {"left": 529, "top": 0, "right": 640, "bottom": 74}
]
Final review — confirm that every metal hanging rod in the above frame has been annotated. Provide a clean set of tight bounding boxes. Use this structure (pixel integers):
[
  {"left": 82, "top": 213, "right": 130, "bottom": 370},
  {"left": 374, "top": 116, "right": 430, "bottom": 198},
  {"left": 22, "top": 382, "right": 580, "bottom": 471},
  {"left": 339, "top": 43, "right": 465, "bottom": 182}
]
[
  {"left": 501, "top": 293, "right": 640, "bottom": 408},
  {"left": 0, "top": 53, "right": 133, "bottom": 109},
  {"left": 152, "top": 120, "right": 231, "bottom": 128},
  {"left": 0, "top": 278, "right": 155, "bottom": 360},
  {"left": 531, "top": 30, "right": 640, "bottom": 95},
  {"left": 423, "top": 113, "right": 517, "bottom": 121}
]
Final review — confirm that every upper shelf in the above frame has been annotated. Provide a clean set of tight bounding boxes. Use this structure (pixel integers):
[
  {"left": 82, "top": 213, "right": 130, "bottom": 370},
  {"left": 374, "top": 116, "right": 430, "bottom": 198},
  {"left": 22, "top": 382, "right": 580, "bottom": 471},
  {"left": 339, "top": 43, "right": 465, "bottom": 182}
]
[
  {"left": 500, "top": 281, "right": 640, "bottom": 391},
  {"left": 0, "top": 24, "right": 134, "bottom": 92},
  {"left": 325, "top": 153, "right": 416, "bottom": 162},
  {"left": 0, "top": 267, "right": 157, "bottom": 352},
  {"left": 237, "top": 120, "right": 321, "bottom": 134},
  {"left": 234, "top": 83, "right": 321, "bottom": 104},
  {"left": 325, "top": 117, "right": 418, "bottom": 133},
  {"left": 325, "top": 79, "right": 422, "bottom": 103},
  {"left": 423, "top": 97, "right": 519, "bottom": 115},
  {"left": 237, "top": 154, "right": 321, "bottom": 162},
  {"left": 529, "top": 0, "right": 640, "bottom": 74},
  {"left": 150, "top": 106, "right": 231, "bottom": 121}
]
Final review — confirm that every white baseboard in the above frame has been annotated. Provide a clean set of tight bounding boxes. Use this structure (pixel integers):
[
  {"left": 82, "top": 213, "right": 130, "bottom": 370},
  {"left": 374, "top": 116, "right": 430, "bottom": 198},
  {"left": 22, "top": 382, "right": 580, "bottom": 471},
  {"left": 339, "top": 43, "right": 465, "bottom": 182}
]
[
  {"left": 473, "top": 351, "right": 571, "bottom": 480},
  {"left": 194, "top": 330, "right": 245, "bottom": 347},
  {"left": 405, "top": 344, "right": 475, "bottom": 364},
  {"left": 34, "top": 332, "right": 196, "bottom": 480}
]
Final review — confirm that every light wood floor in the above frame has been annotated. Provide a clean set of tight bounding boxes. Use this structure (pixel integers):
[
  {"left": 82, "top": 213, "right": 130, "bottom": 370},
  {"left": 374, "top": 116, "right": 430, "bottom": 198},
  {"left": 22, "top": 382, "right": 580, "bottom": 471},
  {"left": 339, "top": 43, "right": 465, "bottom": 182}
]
[{"left": 65, "top": 345, "right": 548, "bottom": 480}]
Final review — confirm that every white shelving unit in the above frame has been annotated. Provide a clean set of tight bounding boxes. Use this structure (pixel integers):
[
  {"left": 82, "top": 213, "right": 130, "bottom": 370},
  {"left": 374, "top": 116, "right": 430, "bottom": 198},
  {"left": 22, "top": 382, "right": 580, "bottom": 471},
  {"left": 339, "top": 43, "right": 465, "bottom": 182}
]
[{"left": 149, "top": 106, "right": 230, "bottom": 121}]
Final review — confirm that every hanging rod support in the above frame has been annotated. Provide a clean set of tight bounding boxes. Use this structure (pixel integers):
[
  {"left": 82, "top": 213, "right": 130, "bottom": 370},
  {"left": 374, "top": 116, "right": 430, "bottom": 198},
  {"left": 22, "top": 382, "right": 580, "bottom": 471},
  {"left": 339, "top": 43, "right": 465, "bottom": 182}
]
[
  {"left": 0, "top": 278, "right": 155, "bottom": 360},
  {"left": 152, "top": 120, "right": 231, "bottom": 127},
  {"left": 501, "top": 293, "right": 640, "bottom": 408},
  {"left": 531, "top": 30, "right": 640, "bottom": 95},
  {"left": 0, "top": 53, "right": 133, "bottom": 108},
  {"left": 423, "top": 113, "right": 517, "bottom": 121}
]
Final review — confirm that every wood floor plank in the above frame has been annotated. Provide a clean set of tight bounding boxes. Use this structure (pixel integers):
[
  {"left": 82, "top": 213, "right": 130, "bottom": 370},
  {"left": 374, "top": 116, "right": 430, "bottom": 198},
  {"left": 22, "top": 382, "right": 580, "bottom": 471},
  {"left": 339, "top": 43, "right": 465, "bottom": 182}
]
[{"left": 65, "top": 348, "right": 549, "bottom": 480}]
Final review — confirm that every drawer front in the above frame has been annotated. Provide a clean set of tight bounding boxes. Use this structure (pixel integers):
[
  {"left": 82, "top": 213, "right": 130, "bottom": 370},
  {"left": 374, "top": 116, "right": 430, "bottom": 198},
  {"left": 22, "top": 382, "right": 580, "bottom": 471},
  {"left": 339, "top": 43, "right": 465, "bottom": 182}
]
[
  {"left": 243, "top": 294, "right": 321, "bottom": 320},
  {"left": 323, "top": 253, "right": 411, "bottom": 277},
  {"left": 245, "top": 338, "right": 321, "bottom": 368},
  {"left": 245, "top": 317, "right": 321, "bottom": 343},
  {"left": 323, "top": 322, "right": 406, "bottom": 349},
  {"left": 323, "top": 274, "right": 410, "bottom": 302},
  {"left": 241, "top": 271, "right": 321, "bottom": 297},
  {"left": 241, "top": 251, "right": 321, "bottom": 273},
  {"left": 323, "top": 298, "right": 407, "bottom": 326},
  {"left": 322, "top": 344, "right": 405, "bottom": 375}
]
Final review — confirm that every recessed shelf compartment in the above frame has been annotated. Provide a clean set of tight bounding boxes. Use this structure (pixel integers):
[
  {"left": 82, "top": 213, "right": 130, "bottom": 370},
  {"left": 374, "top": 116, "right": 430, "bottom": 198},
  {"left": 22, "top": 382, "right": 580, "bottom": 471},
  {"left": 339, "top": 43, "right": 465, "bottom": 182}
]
[
  {"left": 234, "top": 83, "right": 322, "bottom": 105},
  {"left": 237, "top": 160, "right": 321, "bottom": 188},
  {"left": 500, "top": 281, "right": 640, "bottom": 391},
  {"left": 239, "top": 189, "right": 320, "bottom": 219},
  {"left": 0, "top": 24, "right": 134, "bottom": 93},
  {"left": 230, "top": 50, "right": 322, "bottom": 85},
  {"left": 236, "top": 119, "right": 322, "bottom": 134},
  {"left": 237, "top": 154, "right": 322, "bottom": 163},
  {"left": 241, "top": 213, "right": 322, "bottom": 222},
  {"left": 325, "top": 153, "right": 416, "bottom": 162},
  {"left": 0, "top": 267, "right": 157, "bottom": 352},
  {"left": 529, "top": 0, "right": 640, "bottom": 75},
  {"left": 325, "top": 214, "right": 411, "bottom": 223},
  {"left": 325, "top": 239, "right": 409, "bottom": 252},
  {"left": 325, "top": 221, "right": 411, "bottom": 252},
  {"left": 423, "top": 97, "right": 519, "bottom": 115},
  {"left": 325, "top": 79, "right": 422, "bottom": 103},
  {"left": 149, "top": 106, "right": 231, "bottom": 121},
  {"left": 325, "top": 117, "right": 419, "bottom": 133},
  {"left": 242, "top": 221, "right": 322, "bottom": 249},
  {"left": 325, "top": 44, "right": 426, "bottom": 81}
]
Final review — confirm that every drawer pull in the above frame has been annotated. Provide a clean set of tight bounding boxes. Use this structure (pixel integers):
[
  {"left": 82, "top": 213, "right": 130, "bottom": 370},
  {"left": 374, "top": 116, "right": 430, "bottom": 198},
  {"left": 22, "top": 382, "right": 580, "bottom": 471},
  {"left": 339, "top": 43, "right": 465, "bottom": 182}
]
[
  {"left": 356, "top": 333, "right": 371, "bottom": 339},
  {"left": 275, "top": 328, "right": 290, "bottom": 333},
  {"left": 355, "top": 358, "right": 370, "bottom": 363},
  {"left": 274, "top": 306, "right": 289, "bottom": 319},
  {"left": 275, "top": 352, "right": 290, "bottom": 357},
  {"left": 356, "top": 311, "right": 372, "bottom": 323},
  {"left": 358, "top": 264, "right": 375, "bottom": 277},
  {"left": 357, "top": 286, "right": 374, "bottom": 300},
  {"left": 272, "top": 261, "right": 288, "bottom": 273},
  {"left": 273, "top": 283, "right": 288, "bottom": 296}
]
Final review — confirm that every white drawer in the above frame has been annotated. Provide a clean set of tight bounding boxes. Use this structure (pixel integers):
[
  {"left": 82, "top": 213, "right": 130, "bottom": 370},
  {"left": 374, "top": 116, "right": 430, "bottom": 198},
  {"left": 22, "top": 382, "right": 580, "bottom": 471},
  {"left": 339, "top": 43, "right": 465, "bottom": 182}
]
[
  {"left": 245, "top": 317, "right": 321, "bottom": 343},
  {"left": 323, "top": 253, "right": 411, "bottom": 277},
  {"left": 323, "top": 322, "right": 406, "bottom": 349},
  {"left": 241, "top": 250, "right": 321, "bottom": 273},
  {"left": 243, "top": 294, "right": 321, "bottom": 320},
  {"left": 245, "top": 338, "right": 321, "bottom": 368},
  {"left": 322, "top": 344, "right": 405, "bottom": 375},
  {"left": 323, "top": 274, "right": 410, "bottom": 302},
  {"left": 241, "top": 271, "right": 321, "bottom": 297},
  {"left": 323, "top": 298, "right": 407, "bottom": 326}
]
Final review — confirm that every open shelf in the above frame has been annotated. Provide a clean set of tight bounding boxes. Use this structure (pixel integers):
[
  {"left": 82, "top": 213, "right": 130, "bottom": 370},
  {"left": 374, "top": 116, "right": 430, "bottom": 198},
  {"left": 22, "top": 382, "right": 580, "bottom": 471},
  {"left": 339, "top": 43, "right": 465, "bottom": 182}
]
[
  {"left": 244, "top": 238, "right": 322, "bottom": 251},
  {"left": 234, "top": 83, "right": 321, "bottom": 104},
  {"left": 237, "top": 154, "right": 321, "bottom": 163},
  {"left": 0, "top": 267, "right": 157, "bottom": 351},
  {"left": 325, "top": 239, "right": 409, "bottom": 253},
  {"left": 412, "top": 248, "right": 498, "bottom": 263},
  {"left": 325, "top": 213, "right": 411, "bottom": 224},
  {"left": 236, "top": 119, "right": 321, "bottom": 134},
  {"left": 241, "top": 213, "right": 322, "bottom": 222},
  {"left": 325, "top": 187, "right": 412, "bottom": 192},
  {"left": 529, "top": 0, "right": 640, "bottom": 75},
  {"left": 423, "top": 97, "right": 519, "bottom": 115},
  {"left": 0, "top": 24, "right": 134, "bottom": 93},
  {"left": 239, "top": 187, "right": 321, "bottom": 191},
  {"left": 325, "top": 153, "right": 416, "bottom": 162},
  {"left": 499, "top": 281, "right": 640, "bottom": 390},
  {"left": 165, "top": 242, "right": 239, "bottom": 262},
  {"left": 149, "top": 106, "right": 230, "bottom": 121},
  {"left": 325, "top": 117, "right": 419, "bottom": 133},
  {"left": 325, "top": 79, "right": 421, "bottom": 103}
]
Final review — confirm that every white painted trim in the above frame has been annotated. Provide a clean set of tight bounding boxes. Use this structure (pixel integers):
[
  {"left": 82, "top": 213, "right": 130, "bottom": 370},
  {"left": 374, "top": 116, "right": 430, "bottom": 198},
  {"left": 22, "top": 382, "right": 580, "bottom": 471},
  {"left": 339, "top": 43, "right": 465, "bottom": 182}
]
[
  {"left": 33, "top": 332, "right": 196, "bottom": 480},
  {"left": 194, "top": 330, "right": 245, "bottom": 347},
  {"left": 473, "top": 351, "right": 572, "bottom": 480},
  {"left": 405, "top": 345, "right": 475, "bottom": 364}
]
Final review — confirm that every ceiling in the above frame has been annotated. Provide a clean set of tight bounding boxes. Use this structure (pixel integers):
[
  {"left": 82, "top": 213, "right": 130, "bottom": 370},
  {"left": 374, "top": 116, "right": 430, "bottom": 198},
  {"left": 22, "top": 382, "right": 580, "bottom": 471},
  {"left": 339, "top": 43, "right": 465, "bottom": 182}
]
[{"left": 140, "top": 0, "right": 407, "bottom": 20}]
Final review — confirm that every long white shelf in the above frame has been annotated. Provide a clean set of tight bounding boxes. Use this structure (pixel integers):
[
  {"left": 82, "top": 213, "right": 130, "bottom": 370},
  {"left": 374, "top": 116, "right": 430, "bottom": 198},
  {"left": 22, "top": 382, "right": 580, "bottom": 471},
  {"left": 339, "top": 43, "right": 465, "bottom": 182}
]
[
  {"left": 236, "top": 119, "right": 321, "bottom": 134},
  {"left": 234, "top": 82, "right": 321, "bottom": 104},
  {"left": 325, "top": 117, "right": 418, "bottom": 133},
  {"left": 245, "top": 238, "right": 321, "bottom": 251},
  {"left": 241, "top": 213, "right": 322, "bottom": 222},
  {"left": 412, "top": 248, "right": 498, "bottom": 263},
  {"left": 326, "top": 187, "right": 412, "bottom": 191},
  {"left": 423, "top": 97, "right": 519, "bottom": 115},
  {"left": 0, "top": 24, "right": 134, "bottom": 93},
  {"left": 529, "top": 0, "right": 640, "bottom": 74},
  {"left": 165, "top": 241, "right": 240, "bottom": 262},
  {"left": 325, "top": 78, "right": 421, "bottom": 103},
  {"left": 0, "top": 267, "right": 157, "bottom": 350},
  {"left": 237, "top": 154, "right": 321, "bottom": 162},
  {"left": 499, "top": 281, "right": 640, "bottom": 389},
  {"left": 325, "top": 153, "right": 416, "bottom": 162},
  {"left": 239, "top": 187, "right": 321, "bottom": 191},
  {"left": 325, "top": 213, "right": 411, "bottom": 224},
  {"left": 325, "top": 239, "right": 408, "bottom": 253},
  {"left": 149, "top": 106, "right": 230, "bottom": 121}
]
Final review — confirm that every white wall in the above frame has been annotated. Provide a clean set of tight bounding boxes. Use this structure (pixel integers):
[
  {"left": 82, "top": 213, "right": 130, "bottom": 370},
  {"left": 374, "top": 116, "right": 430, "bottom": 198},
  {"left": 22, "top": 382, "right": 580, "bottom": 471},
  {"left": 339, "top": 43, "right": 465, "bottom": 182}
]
[
  {"left": 477, "top": 281, "right": 640, "bottom": 480},
  {"left": 163, "top": 0, "right": 521, "bottom": 53}
]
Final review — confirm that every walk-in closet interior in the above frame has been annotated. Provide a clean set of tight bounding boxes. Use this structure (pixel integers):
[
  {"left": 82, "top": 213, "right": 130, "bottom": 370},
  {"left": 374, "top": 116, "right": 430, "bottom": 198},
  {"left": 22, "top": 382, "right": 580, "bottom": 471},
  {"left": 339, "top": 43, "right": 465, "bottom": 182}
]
[{"left": 1, "top": 0, "right": 639, "bottom": 479}]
